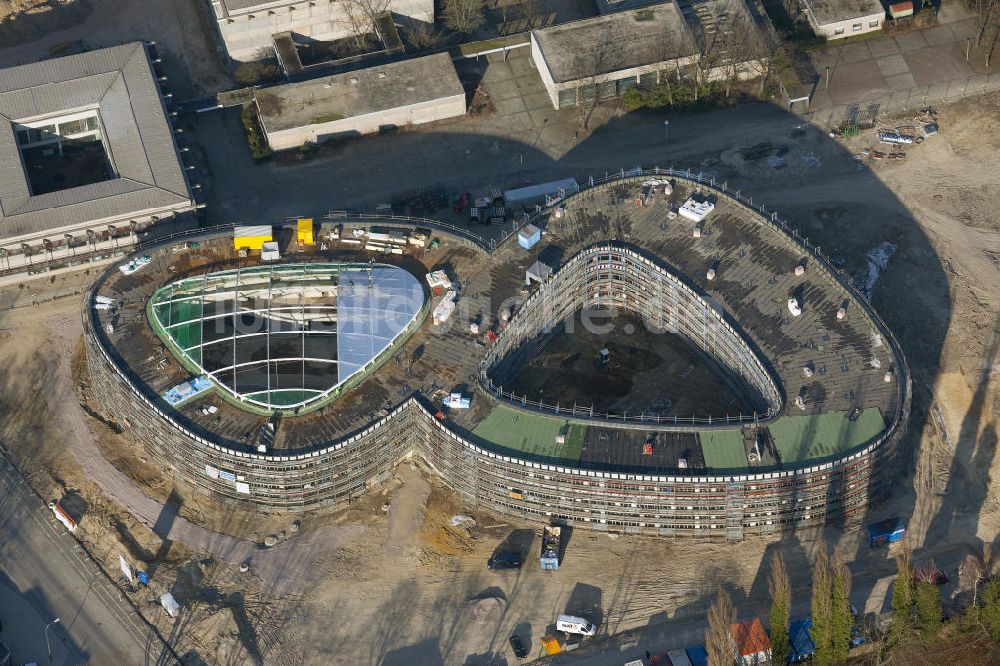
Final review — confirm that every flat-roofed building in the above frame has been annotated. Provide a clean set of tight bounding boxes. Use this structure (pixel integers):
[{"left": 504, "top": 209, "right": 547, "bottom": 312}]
[
  {"left": 801, "top": 0, "right": 884, "bottom": 39},
  {"left": 681, "top": 0, "right": 769, "bottom": 85},
  {"left": 531, "top": 3, "right": 700, "bottom": 109},
  {"left": 253, "top": 52, "right": 466, "bottom": 150},
  {"left": 531, "top": 0, "right": 767, "bottom": 109},
  {"left": 0, "top": 42, "right": 194, "bottom": 274},
  {"left": 210, "top": 0, "right": 434, "bottom": 61}
]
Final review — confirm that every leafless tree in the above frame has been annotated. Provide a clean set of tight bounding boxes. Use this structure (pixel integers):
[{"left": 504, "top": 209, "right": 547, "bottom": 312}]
[
  {"left": 405, "top": 22, "right": 442, "bottom": 50},
  {"left": 519, "top": 0, "right": 541, "bottom": 29},
  {"left": 966, "top": 0, "right": 999, "bottom": 46},
  {"left": 650, "top": 25, "right": 697, "bottom": 105},
  {"left": 707, "top": 588, "right": 736, "bottom": 666},
  {"left": 340, "top": 0, "right": 391, "bottom": 49},
  {"left": 442, "top": 0, "right": 487, "bottom": 33},
  {"left": 690, "top": 0, "right": 770, "bottom": 99},
  {"left": 571, "top": 25, "right": 623, "bottom": 131}
]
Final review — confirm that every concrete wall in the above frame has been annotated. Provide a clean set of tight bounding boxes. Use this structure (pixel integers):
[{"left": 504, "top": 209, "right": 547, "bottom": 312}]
[
  {"left": 212, "top": 0, "right": 434, "bottom": 61},
  {"left": 263, "top": 93, "right": 467, "bottom": 150},
  {"left": 805, "top": 9, "right": 884, "bottom": 39},
  {"left": 530, "top": 32, "right": 722, "bottom": 110},
  {"left": 85, "top": 322, "right": 907, "bottom": 535},
  {"left": 482, "top": 244, "right": 783, "bottom": 425}
]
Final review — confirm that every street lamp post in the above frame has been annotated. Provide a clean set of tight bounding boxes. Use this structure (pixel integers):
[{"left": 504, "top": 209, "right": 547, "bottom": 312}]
[
  {"left": 45, "top": 617, "right": 60, "bottom": 662},
  {"left": 664, "top": 120, "right": 670, "bottom": 144}
]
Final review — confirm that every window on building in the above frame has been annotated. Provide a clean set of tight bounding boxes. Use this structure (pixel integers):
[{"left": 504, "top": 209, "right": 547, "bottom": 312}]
[
  {"left": 835, "top": 27, "right": 845, "bottom": 35},
  {"left": 598, "top": 80, "right": 617, "bottom": 100},
  {"left": 617, "top": 77, "right": 638, "bottom": 95},
  {"left": 853, "top": 23, "right": 862, "bottom": 31},
  {"left": 638, "top": 71, "right": 657, "bottom": 87},
  {"left": 869, "top": 19, "right": 880, "bottom": 27},
  {"left": 557, "top": 88, "right": 577, "bottom": 109}
]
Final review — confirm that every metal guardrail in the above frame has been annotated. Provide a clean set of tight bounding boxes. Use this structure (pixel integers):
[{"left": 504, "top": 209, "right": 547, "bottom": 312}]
[
  {"left": 476, "top": 167, "right": 910, "bottom": 442},
  {"left": 87, "top": 165, "right": 910, "bottom": 472}
]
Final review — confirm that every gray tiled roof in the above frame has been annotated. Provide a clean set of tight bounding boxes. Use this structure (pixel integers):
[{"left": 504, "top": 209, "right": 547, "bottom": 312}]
[{"left": 0, "top": 42, "right": 192, "bottom": 241}]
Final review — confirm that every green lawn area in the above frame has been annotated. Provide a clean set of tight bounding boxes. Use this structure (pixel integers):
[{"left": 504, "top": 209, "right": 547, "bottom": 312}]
[
  {"left": 769, "top": 409, "right": 886, "bottom": 464},
  {"left": 472, "top": 405, "right": 586, "bottom": 464},
  {"left": 700, "top": 429, "right": 748, "bottom": 470}
]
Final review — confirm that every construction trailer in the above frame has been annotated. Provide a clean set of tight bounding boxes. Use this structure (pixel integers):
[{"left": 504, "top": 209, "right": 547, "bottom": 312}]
[
  {"left": 233, "top": 225, "right": 273, "bottom": 251},
  {"left": 504, "top": 178, "right": 579, "bottom": 209},
  {"left": 297, "top": 218, "right": 314, "bottom": 246},
  {"left": 518, "top": 224, "right": 541, "bottom": 250}
]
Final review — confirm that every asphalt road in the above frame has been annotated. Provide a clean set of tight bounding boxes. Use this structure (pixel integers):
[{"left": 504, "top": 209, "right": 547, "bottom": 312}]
[{"left": 0, "top": 450, "right": 173, "bottom": 665}]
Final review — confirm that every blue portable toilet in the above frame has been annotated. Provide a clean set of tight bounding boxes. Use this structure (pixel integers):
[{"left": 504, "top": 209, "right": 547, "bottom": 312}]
[
  {"left": 685, "top": 645, "right": 708, "bottom": 666},
  {"left": 867, "top": 517, "right": 905, "bottom": 547},
  {"left": 788, "top": 618, "right": 815, "bottom": 662}
]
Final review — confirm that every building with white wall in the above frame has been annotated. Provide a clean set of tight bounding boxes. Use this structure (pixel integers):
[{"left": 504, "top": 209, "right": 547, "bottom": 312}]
[
  {"left": 801, "top": 0, "right": 884, "bottom": 39},
  {"left": 210, "top": 0, "right": 434, "bottom": 61},
  {"left": 531, "top": 0, "right": 767, "bottom": 109},
  {"left": 254, "top": 52, "right": 466, "bottom": 150},
  {"left": 531, "top": 3, "right": 700, "bottom": 109}
]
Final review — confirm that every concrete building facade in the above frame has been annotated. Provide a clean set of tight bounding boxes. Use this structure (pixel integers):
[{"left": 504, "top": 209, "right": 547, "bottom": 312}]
[
  {"left": 210, "top": 0, "right": 435, "bottom": 61},
  {"left": 530, "top": 1, "right": 767, "bottom": 109},
  {"left": 254, "top": 53, "right": 466, "bottom": 150},
  {"left": 531, "top": 3, "right": 700, "bottom": 109},
  {"left": 801, "top": 0, "right": 884, "bottom": 39},
  {"left": 83, "top": 172, "right": 911, "bottom": 540},
  {"left": 0, "top": 43, "right": 194, "bottom": 277}
]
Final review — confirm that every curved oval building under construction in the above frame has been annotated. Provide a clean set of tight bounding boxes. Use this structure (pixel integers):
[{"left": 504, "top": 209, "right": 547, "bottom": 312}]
[{"left": 84, "top": 171, "right": 910, "bottom": 540}]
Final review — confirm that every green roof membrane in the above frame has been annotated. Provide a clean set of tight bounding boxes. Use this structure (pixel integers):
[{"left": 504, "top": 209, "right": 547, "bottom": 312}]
[
  {"left": 700, "top": 429, "right": 747, "bottom": 470},
  {"left": 473, "top": 405, "right": 586, "bottom": 464},
  {"left": 769, "top": 409, "right": 886, "bottom": 464},
  {"left": 147, "top": 263, "right": 424, "bottom": 412}
]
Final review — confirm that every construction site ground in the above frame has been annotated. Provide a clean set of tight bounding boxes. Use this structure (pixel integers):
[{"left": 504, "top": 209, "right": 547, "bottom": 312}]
[
  {"left": 500, "top": 311, "right": 758, "bottom": 419},
  {"left": 0, "top": 85, "right": 998, "bottom": 666}
]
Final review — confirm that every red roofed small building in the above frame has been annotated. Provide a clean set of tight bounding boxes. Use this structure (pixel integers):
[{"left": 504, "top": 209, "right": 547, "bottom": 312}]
[
  {"left": 730, "top": 618, "right": 772, "bottom": 665},
  {"left": 889, "top": 1, "right": 915, "bottom": 18}
]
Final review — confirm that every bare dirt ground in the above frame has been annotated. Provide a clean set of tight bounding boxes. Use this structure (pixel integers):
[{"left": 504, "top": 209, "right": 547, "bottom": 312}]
[
  {"left": 503, "top": 311, "right": 757, "bottom": 418},
  {"left": 0, "top": 91, "right": 998, "bottom": 664}
]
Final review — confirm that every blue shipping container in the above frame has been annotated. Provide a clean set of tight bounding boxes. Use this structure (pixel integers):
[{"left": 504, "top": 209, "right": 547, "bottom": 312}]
[
  {"left": 685, "top": 646, "right": 708, "bottom": 666},
  {"left": 867, "top": 517, "right": 905, "bottom": 547},
  {"left": 788, "top": 618, "right": 815, "bottom": 662}
]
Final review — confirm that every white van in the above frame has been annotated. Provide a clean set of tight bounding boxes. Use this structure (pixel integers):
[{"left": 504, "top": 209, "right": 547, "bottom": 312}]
[{"left": 556, "top": 614, "right": 598, "bottom": 636}]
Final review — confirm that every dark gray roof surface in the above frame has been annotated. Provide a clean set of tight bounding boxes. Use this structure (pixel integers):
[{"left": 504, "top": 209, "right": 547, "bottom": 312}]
[
  {"left": 531, "top": 3, "right": 698, "bottom": 83},
  {"left": 0, "top": 42, "right": 192, "bottom": 240}
]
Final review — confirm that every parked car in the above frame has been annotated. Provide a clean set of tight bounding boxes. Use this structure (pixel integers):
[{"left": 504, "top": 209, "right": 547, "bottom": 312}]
[
  {"left": 509, "top": 633, "right": 528, "bottom": 659},
  {"left": 488, "top": 551, "right": 523, "bottom": 571}
]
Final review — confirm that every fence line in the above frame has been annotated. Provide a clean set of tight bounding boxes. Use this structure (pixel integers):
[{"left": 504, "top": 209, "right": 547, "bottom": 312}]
[{"left": 91, "top": 166, "right": 909, "bottom": 444}]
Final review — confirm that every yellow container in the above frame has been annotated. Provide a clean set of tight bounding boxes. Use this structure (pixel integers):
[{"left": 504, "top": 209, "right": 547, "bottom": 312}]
[
  {"left": 233, "top": 225, "right": 272, "bottom": 251},
  {"left": 540, "top": 635, "right": 561, "bottom": 655},
  {"left": 297, "top": 218, "right": 314, "bottom": 245}
]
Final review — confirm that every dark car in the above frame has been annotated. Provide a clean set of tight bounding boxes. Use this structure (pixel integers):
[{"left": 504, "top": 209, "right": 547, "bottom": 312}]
[
  {"left": 508, "top": 633, "right": 528, "bottom": 659},
  {"left": 488, "top": 551, "right": 523, "bottom": 571}
]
